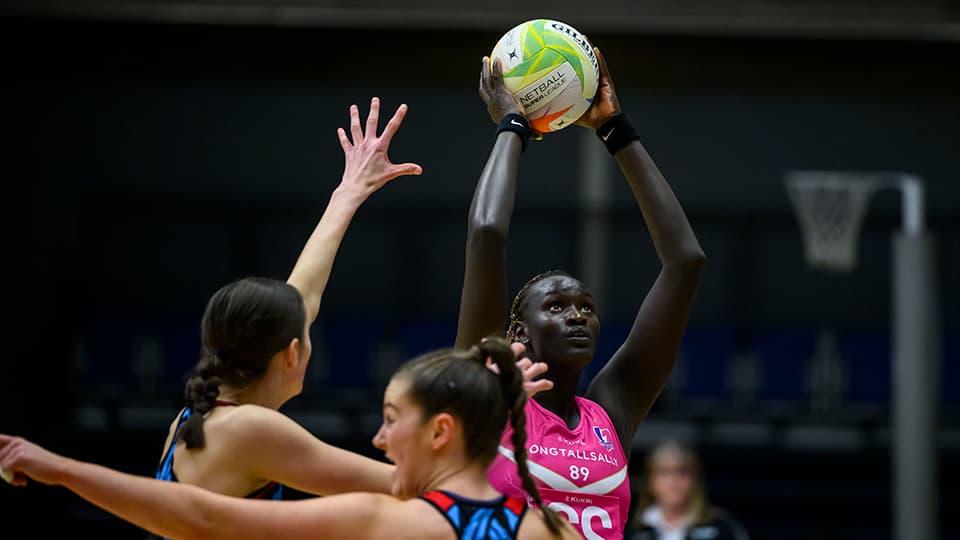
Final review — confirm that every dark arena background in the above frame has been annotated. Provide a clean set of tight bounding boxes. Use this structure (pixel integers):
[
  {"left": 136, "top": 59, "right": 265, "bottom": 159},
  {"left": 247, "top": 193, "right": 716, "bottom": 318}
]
[{"left": 3, "top": 1, "right": 959, "bottom": 539}]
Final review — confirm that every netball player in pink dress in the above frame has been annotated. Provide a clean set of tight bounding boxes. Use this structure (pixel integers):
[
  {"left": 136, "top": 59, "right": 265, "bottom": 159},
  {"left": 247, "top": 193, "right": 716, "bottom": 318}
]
[{"left": 456, "top": 50, "right": 705, "bottom": 540}]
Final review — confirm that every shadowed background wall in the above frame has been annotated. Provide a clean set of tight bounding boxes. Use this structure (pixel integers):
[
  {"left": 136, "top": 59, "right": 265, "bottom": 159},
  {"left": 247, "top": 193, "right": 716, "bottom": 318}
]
[{"left": 4, "top": 6, "right": 959, "bottom": 539}]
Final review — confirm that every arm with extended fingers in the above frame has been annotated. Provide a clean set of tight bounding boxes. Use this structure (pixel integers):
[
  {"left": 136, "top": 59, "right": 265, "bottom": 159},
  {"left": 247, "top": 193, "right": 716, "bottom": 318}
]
[{"left": 288, "top": 98, "right": 422, "bottom": 322}]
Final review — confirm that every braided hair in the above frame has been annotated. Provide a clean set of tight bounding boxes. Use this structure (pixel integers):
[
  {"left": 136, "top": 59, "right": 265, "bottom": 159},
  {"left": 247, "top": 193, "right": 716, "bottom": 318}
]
[
  {"left": 395, "top": 338, "right": 563, "bottom": 535},
  {"left": 179, "top": 277, "right": 306, "bottom": 448}
]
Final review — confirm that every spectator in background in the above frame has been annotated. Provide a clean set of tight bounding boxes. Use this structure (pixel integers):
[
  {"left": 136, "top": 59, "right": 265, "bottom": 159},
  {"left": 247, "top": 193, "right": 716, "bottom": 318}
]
[{"left": 628, "top": 440, "right": 749, "bottom": 540}]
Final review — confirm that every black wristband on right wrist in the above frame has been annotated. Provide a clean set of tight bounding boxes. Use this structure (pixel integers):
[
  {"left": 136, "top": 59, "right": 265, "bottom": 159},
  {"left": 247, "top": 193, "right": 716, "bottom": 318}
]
[
  {"left": 496, "top": 113, "right": 531, "bottom": 153},
  {"left": 596, "top": 113, "right": 640, "bottom": 155}
]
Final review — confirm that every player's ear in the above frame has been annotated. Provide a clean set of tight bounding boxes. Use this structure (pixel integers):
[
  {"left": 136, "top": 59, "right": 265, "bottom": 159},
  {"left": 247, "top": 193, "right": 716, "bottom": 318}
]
[
  {"left": 430, "top": 412, "right": 456, "bottom": 451},
  {"left": 282, "top": 338, "right": 299, "bottom": 369}
]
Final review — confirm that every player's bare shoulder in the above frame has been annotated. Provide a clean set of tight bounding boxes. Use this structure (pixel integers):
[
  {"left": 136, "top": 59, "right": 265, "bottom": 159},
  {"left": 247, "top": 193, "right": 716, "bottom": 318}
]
[{"left": 205, "top": 403, "right": 289, "bottom": 434}]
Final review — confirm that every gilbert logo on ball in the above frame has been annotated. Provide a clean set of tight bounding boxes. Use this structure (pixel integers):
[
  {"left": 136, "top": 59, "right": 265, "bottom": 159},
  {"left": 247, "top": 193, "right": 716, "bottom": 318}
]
[{"left": 491, "top": 19, "right": 600, "bottom": 133}]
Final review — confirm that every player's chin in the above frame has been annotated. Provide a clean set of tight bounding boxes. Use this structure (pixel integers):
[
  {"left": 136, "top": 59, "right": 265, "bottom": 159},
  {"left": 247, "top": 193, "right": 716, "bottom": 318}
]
[{"left": 561, "top": 344, "right": 595, "bottom": 368}]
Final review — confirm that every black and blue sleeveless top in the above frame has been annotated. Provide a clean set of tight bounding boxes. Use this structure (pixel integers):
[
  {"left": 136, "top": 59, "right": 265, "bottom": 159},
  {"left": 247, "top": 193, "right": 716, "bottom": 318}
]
[
  {"left": 154, "top": 404, "right": 283, "bottom": 500},
  {"left": 419, "top": 490, "right": 527, "bottom": 540},
  {"left": 146, "top": 403, "right": 283, "bottom": 540}
]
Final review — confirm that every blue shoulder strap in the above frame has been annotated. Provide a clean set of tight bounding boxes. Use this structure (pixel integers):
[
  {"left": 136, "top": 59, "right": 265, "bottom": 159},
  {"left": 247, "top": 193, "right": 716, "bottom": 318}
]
[{"left": 155, "top": 408, "right": 191, "bottom": 481}]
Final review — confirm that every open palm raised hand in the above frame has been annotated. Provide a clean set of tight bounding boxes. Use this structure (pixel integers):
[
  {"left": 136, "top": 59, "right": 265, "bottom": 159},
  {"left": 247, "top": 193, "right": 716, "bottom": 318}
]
[{"left": 337, "top": 97, "right": 423, "bottom": 200}]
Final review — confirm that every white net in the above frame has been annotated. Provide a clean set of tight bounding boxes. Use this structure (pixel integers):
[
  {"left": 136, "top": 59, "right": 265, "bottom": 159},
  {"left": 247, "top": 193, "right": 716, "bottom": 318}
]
[{"left": 785, "top": 171, "right": 878, "bottom": 272}]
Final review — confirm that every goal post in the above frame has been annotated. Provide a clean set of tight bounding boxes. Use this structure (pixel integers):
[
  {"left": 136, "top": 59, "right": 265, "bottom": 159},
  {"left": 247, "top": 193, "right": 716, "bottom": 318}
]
[{"left": 784, "top": 170, "right": 939, "bottom": 540}]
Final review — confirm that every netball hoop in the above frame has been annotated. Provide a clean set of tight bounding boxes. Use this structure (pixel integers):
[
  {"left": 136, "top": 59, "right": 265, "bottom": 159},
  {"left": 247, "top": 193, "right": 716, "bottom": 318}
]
[
  {"left": 784, "top": 170, "right": 938, "bottom": 540},
  {"left": 785, "top": 171, "right": 880, "bottom": 272}
]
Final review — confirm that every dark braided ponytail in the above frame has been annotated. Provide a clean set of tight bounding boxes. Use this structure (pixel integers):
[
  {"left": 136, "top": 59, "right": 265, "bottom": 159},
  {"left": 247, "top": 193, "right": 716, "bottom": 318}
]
[
  {"left": 178, "top": 277, "right": 306, "bottom": 449},
  {"left": 478, "top": 339, "right": 564, "bottom": 536},
  {"left": 180, "top": 350, "right": 224, "bottom": 448},
  {"left": 395, "top": 338, "right": 563, "bottom": 536}
]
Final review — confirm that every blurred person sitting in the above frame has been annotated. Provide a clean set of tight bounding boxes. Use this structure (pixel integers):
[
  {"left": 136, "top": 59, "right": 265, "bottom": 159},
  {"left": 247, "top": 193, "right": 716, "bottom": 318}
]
[{"left": 628, "top": 440, "right": 749, "bottom": 540}]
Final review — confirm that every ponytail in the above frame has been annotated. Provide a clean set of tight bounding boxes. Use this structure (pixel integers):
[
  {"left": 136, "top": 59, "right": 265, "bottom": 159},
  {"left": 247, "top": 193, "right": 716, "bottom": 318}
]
[
  {"left": 179, "top": 277, "right": 306, "bottom": 449},
  {"left": 476, "top": 339, "right": 564, "bottom": 536},
  {"left": 395, "top": 338, "right": 564, "bottom": 536},
  {"left": 179, "top": 349, "right": 223, "bottom": 449}
]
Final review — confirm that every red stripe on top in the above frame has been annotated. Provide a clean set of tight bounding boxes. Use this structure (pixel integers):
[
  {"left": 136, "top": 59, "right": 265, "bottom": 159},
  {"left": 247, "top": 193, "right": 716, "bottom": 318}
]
[
  {"left": 504, "top": 496, "right": 525, "bottom": 516},
  {"left": 212, "top": 400, "right": 238, "bottom": 407},
  {"left": 422, "top": 490, "right": 456, "bottom": 511},
  {"left": 248, "top": 482, "right": 279, "bottom": 499}
]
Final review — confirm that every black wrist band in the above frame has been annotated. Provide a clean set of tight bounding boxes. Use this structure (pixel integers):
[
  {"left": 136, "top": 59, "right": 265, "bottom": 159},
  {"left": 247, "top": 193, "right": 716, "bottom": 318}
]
[
  {"left": 496, "top": 113, "right": 531, "bottom": 153},
  {"left": 596, "top": 113, "right": 640, "bottom": 155}
]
